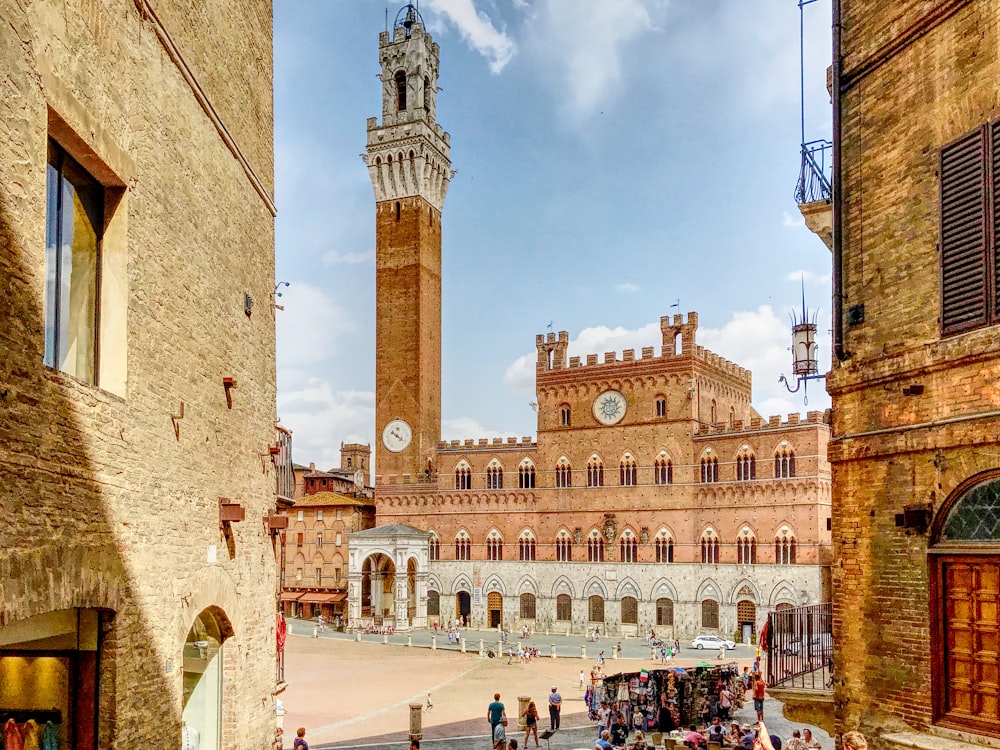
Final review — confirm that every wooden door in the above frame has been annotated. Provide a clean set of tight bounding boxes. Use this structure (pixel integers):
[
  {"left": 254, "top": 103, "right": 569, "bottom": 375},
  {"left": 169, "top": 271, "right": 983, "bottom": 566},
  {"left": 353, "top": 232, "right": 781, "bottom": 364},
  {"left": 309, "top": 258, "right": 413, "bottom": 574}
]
[{"left": 940, "top": 556, "right": 1000, "bottom": 735}]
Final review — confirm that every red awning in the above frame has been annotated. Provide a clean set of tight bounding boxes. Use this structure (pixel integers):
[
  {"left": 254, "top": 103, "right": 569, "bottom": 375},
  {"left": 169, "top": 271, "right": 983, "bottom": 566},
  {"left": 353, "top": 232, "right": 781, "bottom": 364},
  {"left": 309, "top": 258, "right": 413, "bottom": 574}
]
[
  {"left": 298, "top": 592, "right": 338, "bottom": 604},
  {"left": 328, "top": 592, "right": 348, "bottom": 603},
  {"left": 279, "top": 591, "right": 304, "bottom": 602}
]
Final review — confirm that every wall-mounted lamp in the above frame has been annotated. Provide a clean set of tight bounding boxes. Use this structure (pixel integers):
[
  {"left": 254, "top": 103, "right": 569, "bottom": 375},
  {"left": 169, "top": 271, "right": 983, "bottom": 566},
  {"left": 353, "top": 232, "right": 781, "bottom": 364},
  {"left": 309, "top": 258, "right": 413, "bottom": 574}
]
[{"left": 779, "top": 283, "right": 826, "bottom": 403}]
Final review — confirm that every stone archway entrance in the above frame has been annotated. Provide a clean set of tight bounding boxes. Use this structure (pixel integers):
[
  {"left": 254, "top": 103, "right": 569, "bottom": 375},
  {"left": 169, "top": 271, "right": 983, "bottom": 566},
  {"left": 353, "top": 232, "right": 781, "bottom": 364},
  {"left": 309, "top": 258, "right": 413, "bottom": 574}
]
[
  {"left": 737, "top": 600, "right": 756, "bottom": 643},
  {"left": 347, "top": 524, "right": 431, "bottom": 629},
  {"left": 456, "top": 591, "right": 471, "bottom": 623},
  {"left": 361, "top": 553, "right": 395, "bottom": 623},
  {"left": 182, "top": 607, "right": 232, "bottom": 750}
]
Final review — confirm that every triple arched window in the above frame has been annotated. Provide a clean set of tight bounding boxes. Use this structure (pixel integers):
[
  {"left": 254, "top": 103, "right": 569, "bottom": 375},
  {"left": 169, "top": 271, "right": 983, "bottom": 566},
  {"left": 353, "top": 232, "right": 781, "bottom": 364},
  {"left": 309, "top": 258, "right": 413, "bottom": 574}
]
[
  {"left": 518, "top": 460, "right": 536, "bottom": 489},
  {"left": 737, "top": 529, "right": 758, "bottom": 564},
  {"left": 555, "top": 458, "right": 572, "bottom": 488},
  {"left": 737, "top": 453, "right": 757, "bottom": 481},
  {"left": 455, "top": 531, "right": 471, "bottom": 561},
  {"left": 655, "top": 531, "right": 674, "bottom": 563},
  {"left": 588, "top": 531, "right": 605, "bottom": 562},
  {"left": 555, "top": 531, "right": 573, "bottom": 562},
  {"left": 620, "top": 456, "right": 637, "bottom": 486},
  {"left": 775, "top": 447, "right": 796, "bottom": 478},
  {"left": 455, "top": 461, "right": 471, "bottom": 490},
  {"left": 620, "top": 530, "right": 637, "bottom": 563},
  {"left": 701, "top": 456, "right": 719, "bottom": 483},
  {"left": 429, "top": 535, "right": 440, "bottom": 561},
  {"left": 519, "top": 532, "right": 536, "bottom": 561},
  {"left": 655, "top": 456, "right": 673, "bottom": 485},
  {"left": 587, "top": 458, "right": 604, "bottom": 487},
  {"left": 486, "top": 462, "right": 503, "bottom": 490},
  {"left": 701, "top": 531, "right": 720, "bottom": 563},
  {"left": 775, "top": 532, "right": 797, "bottom": 564},
  {"left": 486, "top": 531, "right": 503, "bottom": 561}
]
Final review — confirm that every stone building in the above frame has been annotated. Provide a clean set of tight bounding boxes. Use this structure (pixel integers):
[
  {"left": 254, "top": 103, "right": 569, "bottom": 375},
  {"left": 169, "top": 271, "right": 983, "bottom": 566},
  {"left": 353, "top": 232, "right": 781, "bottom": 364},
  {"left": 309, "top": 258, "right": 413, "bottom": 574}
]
[
  {"left": 348, "top": 5, "right": 832, "bottom": 640},
  {"left": 798, "top": 0, "right": 1000, "bottom": 745},
  {"left": 0, "top": 0, "right": 279, "bottom": 748}
]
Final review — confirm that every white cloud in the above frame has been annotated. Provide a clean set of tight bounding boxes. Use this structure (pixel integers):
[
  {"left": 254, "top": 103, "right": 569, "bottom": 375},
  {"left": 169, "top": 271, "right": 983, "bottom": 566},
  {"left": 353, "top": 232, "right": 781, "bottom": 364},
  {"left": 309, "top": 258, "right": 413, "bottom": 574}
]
[
  {"left": 502, "top": 307, "right": 831, "bottom": 415},
  {"left": 441, "top": 417, "right": 521, "bottom": 442},
  {"left": 615, "top": 282, "right": 640, "bottom": 293},
  {"left": 782, "top": 210, "right": 805, "bottom": 228},
  {"left": 526, "top": 0, "right": 668, "bottom": 116},
  {"left": 785, "top": 269, "right": 832, "bottom": 285},
  {"left": 275, "top": 281, "right": 356, "bottom": 368},
  {"left": 276, "top": 373, "right": 375, "bottom": 469},
  {"left": 425, "top": 0, "right": 517, "bottom": 73},
  {"left": 322, "top": 247, "right": 374, "bottom": 265}
]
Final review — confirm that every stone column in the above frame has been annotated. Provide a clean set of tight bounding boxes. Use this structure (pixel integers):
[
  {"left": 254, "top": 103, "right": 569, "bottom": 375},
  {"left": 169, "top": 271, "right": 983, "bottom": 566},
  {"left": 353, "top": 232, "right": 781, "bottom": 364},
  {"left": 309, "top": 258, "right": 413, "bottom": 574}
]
[
  {"left": 580, "top": 645, "right": 587, "bottom": 659},
  {"left": 550, "top": 644, "right": 557, "bottom": 659},
  {"left": 408, "top": 703, "right": 423, "bottom": 741},
  {"left": 517, "top": 696, "right": 530, "bottom": 731}
]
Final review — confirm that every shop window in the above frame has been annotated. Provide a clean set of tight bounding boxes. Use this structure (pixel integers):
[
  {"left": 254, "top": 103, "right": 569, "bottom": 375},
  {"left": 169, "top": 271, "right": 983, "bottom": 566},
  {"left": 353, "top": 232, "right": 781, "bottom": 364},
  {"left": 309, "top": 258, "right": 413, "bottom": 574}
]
[
  {"left": 702, "top": 599, "right": 719, "bottom": 629},
  {"left": 656, "top": 598, "right": 674, "bottom": 626},
  {"left": 556, "top": 594, "right": 572, "bottom": 621}
]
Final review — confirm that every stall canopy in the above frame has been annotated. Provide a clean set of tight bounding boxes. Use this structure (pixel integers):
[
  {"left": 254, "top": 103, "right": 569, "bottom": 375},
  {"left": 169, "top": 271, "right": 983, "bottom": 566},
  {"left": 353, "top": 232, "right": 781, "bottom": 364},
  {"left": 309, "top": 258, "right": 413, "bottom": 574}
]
[
  {"left": 298, "top": 592, "right": 338, "bottom": 604},
  {"left": 279, "top": 592, "right": 303, "bottom": 602}
]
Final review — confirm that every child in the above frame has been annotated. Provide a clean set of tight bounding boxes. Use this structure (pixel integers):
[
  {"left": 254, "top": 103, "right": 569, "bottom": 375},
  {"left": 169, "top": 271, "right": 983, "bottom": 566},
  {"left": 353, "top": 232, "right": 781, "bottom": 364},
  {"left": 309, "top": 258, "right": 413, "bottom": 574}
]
[{"left": 426, "top": 692, "right": 433, "bottom": 711}]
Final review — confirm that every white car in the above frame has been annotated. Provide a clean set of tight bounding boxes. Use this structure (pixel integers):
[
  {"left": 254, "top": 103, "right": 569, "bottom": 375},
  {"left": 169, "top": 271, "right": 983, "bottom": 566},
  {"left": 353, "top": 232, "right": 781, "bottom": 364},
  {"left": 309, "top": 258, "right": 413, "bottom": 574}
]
[{"left": 691, "top": 635, "right": 737, "bottom": 650}]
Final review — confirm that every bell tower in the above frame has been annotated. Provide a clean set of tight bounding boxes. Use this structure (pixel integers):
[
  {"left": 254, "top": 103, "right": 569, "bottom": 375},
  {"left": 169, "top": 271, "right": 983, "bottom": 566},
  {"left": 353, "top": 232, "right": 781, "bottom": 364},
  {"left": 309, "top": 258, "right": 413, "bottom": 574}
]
[{"left": 366, "top": 4, "right": 452, "bottom": 485}]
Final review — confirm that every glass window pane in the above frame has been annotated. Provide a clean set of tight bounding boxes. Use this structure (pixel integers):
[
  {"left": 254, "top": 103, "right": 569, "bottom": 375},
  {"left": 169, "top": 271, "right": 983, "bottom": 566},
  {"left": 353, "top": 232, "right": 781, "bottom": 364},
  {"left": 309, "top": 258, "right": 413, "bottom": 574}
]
[{"left": 942, "top": 479, "right": 1000, "bottom": 541}]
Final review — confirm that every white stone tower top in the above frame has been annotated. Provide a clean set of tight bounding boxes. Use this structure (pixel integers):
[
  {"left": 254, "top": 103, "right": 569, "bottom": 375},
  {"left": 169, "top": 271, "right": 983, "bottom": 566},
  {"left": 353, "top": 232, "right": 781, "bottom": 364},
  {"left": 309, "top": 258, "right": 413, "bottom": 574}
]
[{"left": 364, "top": 4, "right": 453, "bottom": 211}]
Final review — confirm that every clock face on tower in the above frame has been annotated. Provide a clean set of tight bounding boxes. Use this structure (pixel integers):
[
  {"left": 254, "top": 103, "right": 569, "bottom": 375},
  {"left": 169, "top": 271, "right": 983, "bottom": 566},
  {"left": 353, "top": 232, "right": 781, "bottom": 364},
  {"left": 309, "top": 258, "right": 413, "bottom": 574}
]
[
  {"left": 382, "top": 418, "right": 413, "bottom": 452},
  {"left": 593, "top": 390, "right": 627, "bottom": 425}
]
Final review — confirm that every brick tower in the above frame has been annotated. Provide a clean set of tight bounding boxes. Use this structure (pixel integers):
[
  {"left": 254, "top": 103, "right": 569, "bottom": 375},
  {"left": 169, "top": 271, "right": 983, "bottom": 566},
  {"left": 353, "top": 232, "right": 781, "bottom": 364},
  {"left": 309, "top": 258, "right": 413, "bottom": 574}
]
[{"left": 366, "top": 4, "right": 452, "bottom": 485}]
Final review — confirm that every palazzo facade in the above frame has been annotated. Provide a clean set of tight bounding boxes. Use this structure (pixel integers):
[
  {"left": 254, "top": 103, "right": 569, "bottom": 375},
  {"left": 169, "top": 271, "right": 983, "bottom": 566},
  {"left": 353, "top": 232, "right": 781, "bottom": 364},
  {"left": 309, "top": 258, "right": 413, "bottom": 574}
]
[{"left": 348, "top": 5, "right": 831, "bottom": 641}]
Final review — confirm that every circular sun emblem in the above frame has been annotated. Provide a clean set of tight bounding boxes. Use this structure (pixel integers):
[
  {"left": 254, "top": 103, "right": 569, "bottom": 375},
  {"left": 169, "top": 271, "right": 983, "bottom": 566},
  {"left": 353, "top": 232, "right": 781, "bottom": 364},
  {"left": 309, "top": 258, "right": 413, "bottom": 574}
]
[{"left": 593, "top": 390, "right": 627, "bottom": 425}]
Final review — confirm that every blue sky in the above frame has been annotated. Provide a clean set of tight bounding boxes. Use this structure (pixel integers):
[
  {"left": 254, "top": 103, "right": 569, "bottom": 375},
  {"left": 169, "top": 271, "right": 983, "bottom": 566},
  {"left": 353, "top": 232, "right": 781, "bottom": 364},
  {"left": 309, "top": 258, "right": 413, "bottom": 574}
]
[{"left": 274, "top": 0, "right": 834, "bottom": 471}]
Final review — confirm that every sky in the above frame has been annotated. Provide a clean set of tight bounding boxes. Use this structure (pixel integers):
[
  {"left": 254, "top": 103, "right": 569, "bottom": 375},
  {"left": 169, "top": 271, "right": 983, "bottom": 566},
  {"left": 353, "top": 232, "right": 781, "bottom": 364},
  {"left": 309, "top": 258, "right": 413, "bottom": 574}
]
[{"left": 274, "top": 0, "right": 834, "bottom": 472}]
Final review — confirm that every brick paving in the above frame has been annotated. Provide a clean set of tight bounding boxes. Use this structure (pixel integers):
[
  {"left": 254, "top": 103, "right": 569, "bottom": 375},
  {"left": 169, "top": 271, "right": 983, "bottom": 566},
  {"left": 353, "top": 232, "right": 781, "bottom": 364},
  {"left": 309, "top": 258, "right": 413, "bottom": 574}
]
[{"left": 279, "top": 621, "right": 833, "bottom": 750}]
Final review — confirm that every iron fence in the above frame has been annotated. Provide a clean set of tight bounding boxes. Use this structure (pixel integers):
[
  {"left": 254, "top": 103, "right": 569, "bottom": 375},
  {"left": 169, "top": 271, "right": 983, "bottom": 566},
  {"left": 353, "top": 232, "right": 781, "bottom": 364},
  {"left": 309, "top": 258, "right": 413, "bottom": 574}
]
[
  {"left": 794, "top": 140, "right": 833, "bottom": 204},
  {"left": 766, "top": 602, "right": 833, "bottom": 691}
]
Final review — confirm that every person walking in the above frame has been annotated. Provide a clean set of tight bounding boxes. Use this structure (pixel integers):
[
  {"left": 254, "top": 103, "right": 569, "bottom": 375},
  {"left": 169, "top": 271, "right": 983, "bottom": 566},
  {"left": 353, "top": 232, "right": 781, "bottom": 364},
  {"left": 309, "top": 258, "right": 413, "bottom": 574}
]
[
  {"left": 488, "top": 693, "right": 507, "bottom": 741},
  {"left": 426, "top": 692, "right": 433, "bottom": 712},
  {"left": 493, "top": 717, "right": 509, "bottom": 750},
  {"left": 523, "top": 700, "right": 540, "bottom": 748},
  {"left": 548, "top": 685, "right": 562, "bottom": 731},
  {"left": 579, "top": 670, "right": 585, "bottom": 689},
  {"left": 292, "top": 727, "right": 309, "bottom": 750},
  {"left": 752, "top": 675, "right": 767, "bottom": 722}
]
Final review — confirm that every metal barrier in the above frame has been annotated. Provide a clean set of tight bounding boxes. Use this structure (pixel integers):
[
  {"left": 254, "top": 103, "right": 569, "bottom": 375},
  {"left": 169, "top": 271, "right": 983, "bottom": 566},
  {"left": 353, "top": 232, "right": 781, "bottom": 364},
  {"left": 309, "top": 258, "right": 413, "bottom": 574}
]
[
  {"left": 794, "top": 140, "right": 833, "bottom": 204},
  {"left": 766, "top": 602, "right": 832, "bottom": 691}
]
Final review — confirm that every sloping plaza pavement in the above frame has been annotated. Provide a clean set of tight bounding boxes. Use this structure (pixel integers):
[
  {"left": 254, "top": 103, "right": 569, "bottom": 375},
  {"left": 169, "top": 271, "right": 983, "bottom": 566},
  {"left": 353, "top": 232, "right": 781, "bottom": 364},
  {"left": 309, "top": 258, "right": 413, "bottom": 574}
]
[{"left": 279, "top": 619, "right": 833, "bottom": 750}]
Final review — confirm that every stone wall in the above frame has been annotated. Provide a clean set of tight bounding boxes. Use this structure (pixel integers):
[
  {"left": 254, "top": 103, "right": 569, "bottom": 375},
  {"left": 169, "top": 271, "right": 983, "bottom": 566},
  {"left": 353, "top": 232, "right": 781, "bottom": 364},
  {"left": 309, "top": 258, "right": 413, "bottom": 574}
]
[{"left": 0, "top": 0, "right": 278, "bottom": 747}]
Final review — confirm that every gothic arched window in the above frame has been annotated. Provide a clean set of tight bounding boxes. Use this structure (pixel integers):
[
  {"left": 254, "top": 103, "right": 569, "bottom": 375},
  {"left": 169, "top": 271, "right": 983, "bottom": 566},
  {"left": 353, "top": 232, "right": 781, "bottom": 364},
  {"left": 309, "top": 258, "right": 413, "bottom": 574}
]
[
  {"left": 775, "top": 447, "right": 796, "bottom": 478},
  {"left": 587, "top": 458, "right": 604, "bottom": 487},
  {"left": 555, "top": 531, "right": 573, "bottom": 562},
  {"left": 620, "top": 456, "right": 637, "bottom": 487},
  {"left": 395, "top": 70, "right": 407, "bottom": 111},
  {"left": 620, "top": 530, "right": 637, "bottom": 563},
  {"left": 588, "top": 531, "right": 605, "bottom": 562}
]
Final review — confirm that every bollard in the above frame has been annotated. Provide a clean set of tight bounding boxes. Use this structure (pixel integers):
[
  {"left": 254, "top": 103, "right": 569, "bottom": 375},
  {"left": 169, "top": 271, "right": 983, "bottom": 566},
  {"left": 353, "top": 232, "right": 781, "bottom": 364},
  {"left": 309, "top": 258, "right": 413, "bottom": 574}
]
[
  {"left": 581, "top": 645, "right": 587, "bottom": 659},
  {"left": 461, "top": 638, "right": 466, "bottom": 653},
  {"left": 407, "top": 634, "right": 412, "bottom": 647},
  {"left": 550, "top": 644, "right": 557, "bottom": 659},
  {"left": 408, "top": 703, "right": 423, "bottom": 742},
  {"left": 517, "top": 640, "right": 522, "bottom": 654},
  {"left": 518, "top": 695, "right": 530, "bottom": 731},
  {"left": 479, "top": 639, "right": 485, "bottom": 657},
  {"left": 612, "top": 647, "right": 618, "bottom": 659},
  {"left": 497, "top": 640, "right": 504, "bottom": 658},
  {"left": 355, "top": 631, "right": 361, "bottom": 642},
  {"left": 431, "top": 635, "right": 437, "bottom": 650},
  {"left": 383, "top": 634, "right": 389, "bottom": 645}
]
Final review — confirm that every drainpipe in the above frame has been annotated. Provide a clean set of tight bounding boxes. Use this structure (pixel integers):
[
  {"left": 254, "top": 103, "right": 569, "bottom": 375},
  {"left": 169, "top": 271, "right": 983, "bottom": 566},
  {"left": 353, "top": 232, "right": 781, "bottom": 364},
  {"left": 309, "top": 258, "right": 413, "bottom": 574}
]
[{"left": 832, "top": 0, "right": 848, "bottom": 361}]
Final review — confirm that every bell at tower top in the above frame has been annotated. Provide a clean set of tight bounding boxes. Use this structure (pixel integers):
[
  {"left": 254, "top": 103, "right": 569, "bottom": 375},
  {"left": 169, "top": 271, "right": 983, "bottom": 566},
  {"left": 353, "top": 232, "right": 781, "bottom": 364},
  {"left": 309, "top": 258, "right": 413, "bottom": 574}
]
[{"left": 377, "top": 3, "right": 441, "bottom": 126}]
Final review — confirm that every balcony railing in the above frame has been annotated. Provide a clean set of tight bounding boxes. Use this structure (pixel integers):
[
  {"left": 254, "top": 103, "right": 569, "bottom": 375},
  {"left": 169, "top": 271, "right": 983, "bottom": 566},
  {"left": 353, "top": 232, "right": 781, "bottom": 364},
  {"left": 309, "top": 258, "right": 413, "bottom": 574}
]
[
  {"left": 794, "top": 140, "right": 833, "bottom": 204},
  {"left": 766, "top": 602, "right": 832, "bottom": 691}
]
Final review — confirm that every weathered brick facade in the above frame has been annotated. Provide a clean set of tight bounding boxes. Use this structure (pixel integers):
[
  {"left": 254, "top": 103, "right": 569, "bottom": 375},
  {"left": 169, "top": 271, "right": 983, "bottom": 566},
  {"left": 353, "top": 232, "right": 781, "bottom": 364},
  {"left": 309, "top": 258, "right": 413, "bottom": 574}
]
[
  {"left": 0, "top": 0, "right": 278, "bottom": 747},
  {"left": 826, "top": 0, "right": 1000, "bottom": 743}
]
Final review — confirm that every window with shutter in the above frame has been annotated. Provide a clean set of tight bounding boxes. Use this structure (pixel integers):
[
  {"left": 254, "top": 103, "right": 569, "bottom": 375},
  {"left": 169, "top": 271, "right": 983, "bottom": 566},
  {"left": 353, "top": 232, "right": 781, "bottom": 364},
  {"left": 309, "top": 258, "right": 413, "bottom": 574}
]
[{"left": 940, "top": 124, "right": 995, "bottom": 334}]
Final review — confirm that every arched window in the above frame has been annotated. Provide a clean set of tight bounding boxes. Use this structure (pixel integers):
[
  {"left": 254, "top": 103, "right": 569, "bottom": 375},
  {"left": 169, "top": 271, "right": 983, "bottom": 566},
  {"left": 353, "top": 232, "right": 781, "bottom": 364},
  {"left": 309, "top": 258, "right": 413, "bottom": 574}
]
[
  {"left": 655, "top": 396, "right": 667, "bottom": 418},
  {"left": 775, "top": 446, "right": 796, "bottom": 478},
  {"left": 520, "top": 593, "right": 536, "bottom": 619},
  {"left": 656, "top": 598, "right": 674, "bottom": 626},
  {"left": 701, "top": 456, "right": 719, "bottom": 483},
  {"left": 346, "top": 457, "right": 352, "bottom": 468},
  {"left": 395, "top": 70, "right": 407, "bottom": 111},
  {"left": 621, "top": 596, "right": 638, "bottom": 624},
  {"left": 455, "top": 531, "right": 471, "bottom": 561},
  {"left": 702, "top": 599, "right": 720, "bottom": 629},
  {"left": 455, "top": 461, "right": 471, "bottom": 490},
  {"left": 486, "top": 461, "right": 503, "bottom": 490},
  {"left": 556, "top": 594, "right": 572, "bottom": 621},
  {"left": 655, "top": 455, "right": 673, "bottom": 485},
  {"left": 737, "top": 528, "right": 757, "bottom": 565},
  {"left": 518, "top": 460, "right": 536, "bottom": 489},
  {"left": 775, "top": 529, "right": 797, "bottom": 564},
  {"left": 588, "top": 595, "right": 605, "bottom": 622},
  {"left": 486, "top": 531, "right": 503, "bottom": 561},
  {"left": 710, "top": 400, "right": 717, "bottom": 424},
  {"left": 620, "top": 530, "right": 637, "bottom": 563},
  {"left": 737, "top": 452, "right": 757, "bottom": 481},
  {"left": 427, "top": 590, "right": 440, "bottom": 616},
  {"left": 560, "top": 405, "right": 571, "bottom": 427},
  {"left": 655, "top": 531, "right": 674, "bottom": 563},
  {"left": 519, "top": 532, "right": 536, "bottom": 561},
  {"left": 587, "top": 457, "right": 604, "bottom": 487},
  {"left": 555, "top": 458, "right": 572, "bottom": 488},
  {"left": 588, "top": 531, "right": 605, "bottom": 562},
  {"left": 701, "top": 530, "right": 720, "bottom": 563},
  {"left": 429, "top": 535, "right": 440, "bottom": 561},
  {"left": 619, "top": 456, "right": 637, "bottom": 487},
  {"left": 555, "top": 531, "right": 573, "bottom": 562}
]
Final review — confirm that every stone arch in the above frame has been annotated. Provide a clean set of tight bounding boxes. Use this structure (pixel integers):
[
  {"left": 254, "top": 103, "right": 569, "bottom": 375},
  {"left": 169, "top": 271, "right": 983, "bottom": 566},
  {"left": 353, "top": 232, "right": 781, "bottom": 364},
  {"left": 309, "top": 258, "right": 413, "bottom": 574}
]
[
  {"left": 768, "top": 580, "right": 799, "bottom": 606},
  {"left": 583, "top": 576, "right": 609, "bottom": 599},
  {"left": 516, "top": 575, "right": 538, "bottom": 596},
  {"left": 176, "top": 565, "right": 243, "bottom": 643},
  {"left": 649, "top": 578, "right": 679, "bottom": 601},
  {"left": 615, "top": 577, "right": 641, "bottom": 600},
  {"left": 550, "top": 575, "right": 576, "bottom": 598},
  {"left": 695, "top": 578, "right": 723, "bottom": 602},
  {"left": 451, "top": 574, "right": 472, "bottom": 595},
  {"left": 727, "top": 577, "right": 761, "bottom": 604},
  {"left": 427, "top": 574, "right": 443, "bottom": 593},
  {"left": 482, "top": 574, "right": 506, "bottom": 596}
]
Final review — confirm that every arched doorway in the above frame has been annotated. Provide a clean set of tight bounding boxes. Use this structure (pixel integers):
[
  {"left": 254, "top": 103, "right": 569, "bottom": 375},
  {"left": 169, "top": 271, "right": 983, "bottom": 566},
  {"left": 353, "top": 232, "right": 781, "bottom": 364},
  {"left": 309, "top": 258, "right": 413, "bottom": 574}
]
[
  {"left": 488, "top": 592, "right": 503, "bottom": 628},
  {"left": 455, "top": 591, "right": 471, "bottom": 624},
  {"left": 931, "top": 473, "right": 1000, "bottom": 737},
  {"left": 182, "top": 608, "right": 232, "bottom": 750},
  {"left": 361, "top": 553, "right": 395, "bottom": 623},
  {"left": 737, "top": 600, "right": 756, "bottom": 643}
]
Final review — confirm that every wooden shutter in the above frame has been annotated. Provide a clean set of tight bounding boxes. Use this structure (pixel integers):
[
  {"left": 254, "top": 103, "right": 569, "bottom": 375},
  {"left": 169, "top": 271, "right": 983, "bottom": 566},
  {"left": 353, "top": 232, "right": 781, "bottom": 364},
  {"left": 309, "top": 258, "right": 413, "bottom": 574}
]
[
  {"left": 941, "top": 127, "right": 988, "bottom": 334},
  {"left": 992, "top": 120, "right": 1000, "bottom": 322}
]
